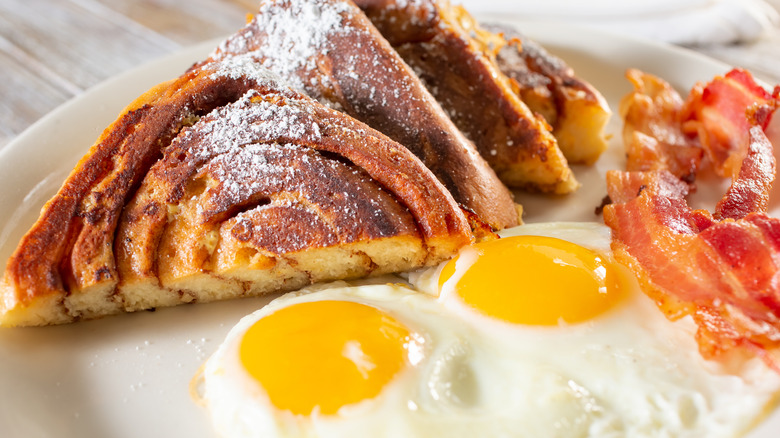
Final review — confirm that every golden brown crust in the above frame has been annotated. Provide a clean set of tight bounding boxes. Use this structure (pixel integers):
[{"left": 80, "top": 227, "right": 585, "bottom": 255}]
[
  {"left": 1, "top": 57, "right": 473, "bottom": 326},
  {"left": 117, "top": 86, "right": 474, "bottom": 291},
  {"left": 4, "top": 65, "right": 283, "bottom": 319},
  {"left": 201, "top": 0, "right": 519, "bottom": 230},
  {"left": 488, "top": 24, "right": 611, "bottom": 165},
  {"left": 355, "top": 0, "right": 578, "bottom": 195}
]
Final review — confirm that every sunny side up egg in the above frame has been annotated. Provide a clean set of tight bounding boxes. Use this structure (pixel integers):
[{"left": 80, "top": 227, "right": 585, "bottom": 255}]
[{"left": 195, "top": 222, "right": 780, "bottom": 438}]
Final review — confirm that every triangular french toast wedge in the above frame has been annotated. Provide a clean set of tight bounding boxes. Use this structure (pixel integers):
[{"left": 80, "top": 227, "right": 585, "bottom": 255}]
[
  {"left": 0, "top": 56, "right": 474, "bottom": 327},
  {"left": 486, "top": 24, "right": 611, "bottom": 165},
  {"left": 198, "top": 0, "right": 520, "bottom": 230},
  {"left": 354, "top": 0, "right": 579, "bottom": 194}
]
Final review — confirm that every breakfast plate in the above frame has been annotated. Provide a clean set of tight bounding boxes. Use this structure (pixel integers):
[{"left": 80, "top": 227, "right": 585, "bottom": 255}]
[{"left": 0, "top": 20, "right": 779, "bottom": 437}]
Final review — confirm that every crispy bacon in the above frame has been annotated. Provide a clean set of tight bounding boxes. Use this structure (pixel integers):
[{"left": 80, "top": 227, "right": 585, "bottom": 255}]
[
  {"left": 613, "top": 67, "right": 780, "bottom": 368},
  {"left": 620, "top": 69, "right": 704, "bottom": 182},
  {"left": 682, "top": 68, "right": 780, "bottom": 177},
  {"left": 715, "top": 125, "right": 776, "bottom": 220},
  {"left": 621, "top": 68, "right": 779, "bottom": 185},
  {"left": 605, "top": 117, "right": 780, "bottom": 370}
]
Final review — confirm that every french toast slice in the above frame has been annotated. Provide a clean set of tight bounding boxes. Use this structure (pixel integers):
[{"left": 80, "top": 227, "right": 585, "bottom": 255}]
[
  {"left": 200, "top": 0, "right": 519, "bottom": 230},
  {"left": 487, "top": 24, "right": 611, "bottom": 165},
  {"left": 354, "top": 0, "right": 578, "bottom": 194},
  {"left": 0, "top": 56, "right": 474, "bottom": 327}
]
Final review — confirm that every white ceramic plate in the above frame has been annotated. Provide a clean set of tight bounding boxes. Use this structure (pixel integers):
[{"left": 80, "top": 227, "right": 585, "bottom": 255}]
[{"left": 1, "top": 21, "right": 779, "bottom": 438}]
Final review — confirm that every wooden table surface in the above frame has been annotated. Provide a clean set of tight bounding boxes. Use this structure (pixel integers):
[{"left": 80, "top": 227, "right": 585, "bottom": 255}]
[{"left": 2, "top": 0, "right": 780, "bottom": 151}]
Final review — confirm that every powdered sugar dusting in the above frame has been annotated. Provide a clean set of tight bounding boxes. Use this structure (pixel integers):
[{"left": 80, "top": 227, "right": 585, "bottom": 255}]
[
  {"left": 208, "top": 142, "right": 300, "bottom": 207},
  {"left": 220, "top": 156, "right": 399, "bottom": 254},
  {"left": 204, "top": 139, "right": 400, "bottom": 254},
  {"left": 214, "top": 26, "right": 254, "bottom": 56},
  {"left": 184, "top": 89, "right": 322, "bottom": 162},
  {"left": 377, "top": 0, "right": 436, "bottom": 31},
  {"left": 178, "top": 87, "right": 403, "bottom": 247},
  {"left": 176, "top": 89, "right": 328, "bottom": 215},
  {"left": 211, "top": 0, "right": 354, "bottom": 92},
  {"left": 255, "top": 0, "right": 352, "bottom": 91},
  {"left": 206, "top": 53, "right": 289, "bottom": 89},
  {"left": 392, "top": 0, "right": 428, "bottom": 8},
  {"left": 205, "top": 0, "right": 425, "bottom": 137}
]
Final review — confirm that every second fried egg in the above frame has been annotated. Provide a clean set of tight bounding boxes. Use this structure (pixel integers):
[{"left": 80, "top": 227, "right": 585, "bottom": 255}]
[{"left": 198, "top": 222, "right": 780, "bottom": 438}]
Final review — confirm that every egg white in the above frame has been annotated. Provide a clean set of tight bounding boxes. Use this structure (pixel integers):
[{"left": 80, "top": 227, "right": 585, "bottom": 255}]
[{"left": 198, "top": 222, "right": 780, "bottom": 438}]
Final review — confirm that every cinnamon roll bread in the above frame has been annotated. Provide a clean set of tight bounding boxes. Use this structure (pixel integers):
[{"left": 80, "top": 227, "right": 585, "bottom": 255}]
[
  {"left": 487, "top": 24, "right": 611, "bottom": 165},
  {"left": 354, "top": 0, "right": 579, "bottom": 194},
  {"left": 200, "top": 0, "right": 520, "bottom": 230},
  {"left": 0, "top": 57, "right": 474, "bottom": 327}
]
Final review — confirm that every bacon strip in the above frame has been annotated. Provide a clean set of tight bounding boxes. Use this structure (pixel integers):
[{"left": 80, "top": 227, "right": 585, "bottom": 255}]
[
  {"left": 620, "top": 69, "right": 703, "bottom": 182},
  {"left": 715, "top": 126, "right": 776, "bottom": 220},
  {"left": 682, "top": 68, "right": 780, "bottom": 177},
  {"left": 621, "top": 68, "right": 779, "bottom": 185},
  {"left": 607, "top": 91, "right": 780, "bottom": 369},
  {"left": 605, "top": 180, "right": 780, "bottom": 370}
]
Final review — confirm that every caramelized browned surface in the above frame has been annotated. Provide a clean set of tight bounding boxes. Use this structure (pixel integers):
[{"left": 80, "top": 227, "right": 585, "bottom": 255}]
[
  {"left": 355, "top": 0, "right": 578, "bottom": 194},
  {"left": 200, "top": 0, "right": 519, "bottom": 230},
  {"left": 1, "top": 56, "right": 473, "bottom": 326},
  {"left": 488, "top": 24, "right": 611, "bottom": 165},
  {"left": 4, "top": 66, "right": 265, "bottom": 321},
  {"left": 117, "top": 84, "right": 474, "bottom": 297}
]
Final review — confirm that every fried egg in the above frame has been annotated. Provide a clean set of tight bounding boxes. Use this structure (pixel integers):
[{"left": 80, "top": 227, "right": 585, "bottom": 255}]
[{"left": 196, "top": 222, "right": 780, "bottom": 438}]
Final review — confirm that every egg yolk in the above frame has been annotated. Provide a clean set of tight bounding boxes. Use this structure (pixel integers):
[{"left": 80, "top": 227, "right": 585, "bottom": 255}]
[
  {"left": 439, "top": 235, "right": 625, "bottom": 325},
  {"left": 239, "top": 300, "right": 412, "bottom": 416}
]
